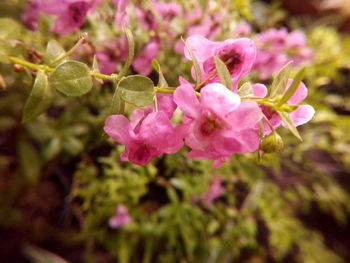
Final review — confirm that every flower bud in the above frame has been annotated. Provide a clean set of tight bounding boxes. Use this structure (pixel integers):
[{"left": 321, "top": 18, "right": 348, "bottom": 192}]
[{"left": 261, "top": 132, "right": 284, "bottom": 153}]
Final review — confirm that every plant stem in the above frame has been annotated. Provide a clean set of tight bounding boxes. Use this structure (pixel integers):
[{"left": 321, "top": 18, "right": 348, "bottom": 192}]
[
  {"left": 194, "top": 71, "right": 216, "bottom": 90},
  {"left": 9, "top": 56, "right": 118, "bottom": 81},
  {"left": 155, "top": 86, "right": 200, "bottom": 97},
  {"left": 90, "top": 72, "right": 118, "bottom": 81},
  {"left": 49, "top": 33, "right": 88, "bottom": 66},
  {"left": 9, "top": 56, "right": 54, "bottom": 72}
]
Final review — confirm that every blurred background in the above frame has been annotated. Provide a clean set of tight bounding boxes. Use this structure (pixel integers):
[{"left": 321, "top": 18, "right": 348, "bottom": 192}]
[{"left": 0, "top": 0, "right": 350, "bottom": 262}]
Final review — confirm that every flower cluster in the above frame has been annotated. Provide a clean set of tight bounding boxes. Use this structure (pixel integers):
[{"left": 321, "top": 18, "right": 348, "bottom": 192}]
[
  {"left": 22, "top": 0, "right": 102, "bottom": 34},
  {"left": 253, "top": 28, "right": 313, "bottom": 79},
  {"left": 104, "top": 34, "right": 315, "bottom": 167}
]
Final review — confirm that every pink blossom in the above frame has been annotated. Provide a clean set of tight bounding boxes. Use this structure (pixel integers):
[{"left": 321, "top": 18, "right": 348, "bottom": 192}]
[
  {"left": 113, "top": 0, "right": 129, "bottom": 28},
  {"left": 174, "top": 83, "right": 262, "bottom": 167},
  {"left": 96, "top": 37, "right": 128, "bottom": 74},
  {"left": 104, "top": 94, "right": 183, "bottom": 165},
  {"left": 22, "top": 0, "right": 40, "bottom": 31},
  {"left": 236, "top": 22, "right": 252, "bottom": 37},
  {"left": 175, "top": 6, "right": 222, "bottom": 54},
  {"left": 262, "top": 79, "right": 315, "bottom": 134},
  {"left": 184, "top": 35, "right": 256, "bottom": 90},
  {"left": 202, "top": 177, "right": 224, "bottom": 205},
  {"left": 132, "top": 38, "right": 161, "bottom": 75},
  {"left": 254, "top": 28, "right": 312, "bottom": 79},
  {"left": 22, "top": 0, "right": 101, "bottom": 35},
  {"left": 109, "top": 205, "right": 131, "bottom": 228}
]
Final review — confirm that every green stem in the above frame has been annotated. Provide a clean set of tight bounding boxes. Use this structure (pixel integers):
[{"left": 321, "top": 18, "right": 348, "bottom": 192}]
[
  {"left": 9, "top": 56, "right": 54, "bottom": 72},
  {"left": 90, "top": 72, "right": 118, "bottom": 81},
  {"left": 241, "top": 97, "right": 275, "bottom": 107},
  {"left": 49, "top": 33, "right": 88, "bottom": 66},
  {"left": 10, "top": 56, "right": 118, "bottom": 81},
  {"left": 155, "top": 86, "right": 200, "bottom": 97},
  {"left": 194, "top": 71, "right": 216, "bottom": 90}
]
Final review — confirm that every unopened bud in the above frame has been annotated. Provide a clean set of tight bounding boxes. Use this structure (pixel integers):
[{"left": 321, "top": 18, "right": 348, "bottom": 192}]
[{"left": 261, "top": 132, "right": 284, "bottom": 153}]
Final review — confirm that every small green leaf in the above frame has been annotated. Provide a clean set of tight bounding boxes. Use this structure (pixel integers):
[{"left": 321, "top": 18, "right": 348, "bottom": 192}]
[
  {"left": 49, "top": 61, "right": 93, "bottom": 96},
  {"left": 151, "top": 59, "right": 168, "bottom": 87},
  {"left": 181, "top": 36, "right": 202, "bottom": 86},
  {"left": 0, "top": 39, "right": 10, "bottom": 63},
  {"left": 238, "top": 82, "right": 253, "bottom": 97},
  {"left": 278, "top": 111, "right": 302, "bottom": 141},
  {"left": 269, "top": 61, "right": 293, "bottom": 98},
  {"left": 214, "top": 56, "right": 233, "bottom": 90},
  {"left": 119, "top": 27, "right": 135, "bottom": 77},
  {"left": 0, "top": 18, "right": 21, "bottom": 39},
  {"left": 277, "top": 67, "right": 306, "bottom": 106},
  {"left": 45, "top": 39, "right": 66, "bottom": 65},
  {"left": 118, "top": 75, "right": 154, "bottom": 107},
  {"left": 109, "top": 80, "right": 125, "bottom": 115},
  {"left": 92, "top": 55, "right": 103, "bottom": 84},
  {"left": 22, "top": 71, "right": 53, "bottom": 122}
]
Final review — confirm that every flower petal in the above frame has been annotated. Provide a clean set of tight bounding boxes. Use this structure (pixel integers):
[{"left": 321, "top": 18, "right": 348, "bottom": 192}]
[
  {"left": 104, "top": 115, "right": 132, "bottom": 145},
  {"left": 174, "top": 84, "right": 200, "bottom": 118},
  {"left": 200, "top": 83, "right": 241, "bottom": 117}
]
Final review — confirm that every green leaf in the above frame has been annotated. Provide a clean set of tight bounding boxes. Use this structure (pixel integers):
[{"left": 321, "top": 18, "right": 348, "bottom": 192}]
[
  {"left": 151, "top": 59, "right": 168, "bottom": 87},
  {"left": 0, "top": 18, "right": 21, "bottom": 39},
  {"left": 119, "top": 27, "right": 135, "bottom": 77},
  {"left": 269, "top": 61, "right": 293, "bottom": 98},
  {"left": 277, "top": 67, "right": 306, "bottom": 106},
  {"left": 18, "top": 137, "right": 42, "bottom": 184},
  {"left": 23, "top": 244, "right": 68, "bottom": 263},
  {"left": 278, "top": 111, "right": 302, "bottom": 141},
  {"left": 49, "top": 61, "right": 93, "bottom": 96},
  {"left": 118, "top": 75, "right": 154, "bottom": 107},
  {"left": 181, "top": 36, "right": 202, "bottom": 86},
  {"left": 238, "top": 82, "right": 253, "bottom": 97},
  {"left": 92, "top": 55, "right": 103, "bottom": 84},
  {"left": 0, "top": 39, "right": 10, "bottom": 63},
  {"left": 22, "top": 71, "right": 53, "bottom": 122},
  {"left": 109, "top": 80, "right": 125, "bottom": 115},
  {"left": 214, "top": 56, "right": 233, "bottom": 90},
  {"left": 45, "top": 39, "right": 66, "bottom": 65},
  {"left": 198, "top": 0, "right": 207, "bottom": 13}
]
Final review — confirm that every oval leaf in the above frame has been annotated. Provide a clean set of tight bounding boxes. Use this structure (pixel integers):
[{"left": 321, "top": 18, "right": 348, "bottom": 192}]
[
  {"left": 45, "top": 39, "right": 66, "bottom": 65},
  {"left": 49, "top": 61, "right": 93, "bottom": 96},
  {"left": 118, "top": 75, "right": 154, "bottom": 107},
  {"left": 22, "top": 70, "right": 53, "bottom": 122}
]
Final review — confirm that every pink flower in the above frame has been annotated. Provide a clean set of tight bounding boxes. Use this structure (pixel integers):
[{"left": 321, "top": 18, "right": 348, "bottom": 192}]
[
  {"left": 113, "top": 0, "right": 129, "bottom": 28},
  {"left": 21, "top": 0, "right": 40, "bottom": 30},
  {"left": 236, "top": 22, "right": 252, "bottom": 37},
  {"left": 96, "top": 37, "right": 128, "bottom": 74},
  {"left": 132, "top": 38, "right": 161, "bottom": 75},
  {"left": 104, "top": 94, "right": 183, "bottom": 165},
  {"left": 22, "top": 0, "right": 101, "bottom": 35},
  {"left": 109, "top": 205, "right": 131, "bottom": 228},
  {"left": 262, "top": 79, "right": 315, "bottom": 134},
  {"left": 202, "top": 177, "right": 224, "bottom": 205},
  {"left": 184, "top": 35, "right": 256, "bottom": 90},
  {"left": 174, "top": 83, "right": 262, "bottom": 167},
  {"left": 254, "top": 28, "right": 312, "bottom": 79}
]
